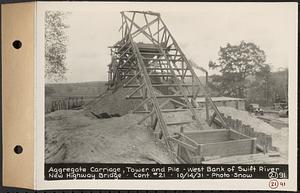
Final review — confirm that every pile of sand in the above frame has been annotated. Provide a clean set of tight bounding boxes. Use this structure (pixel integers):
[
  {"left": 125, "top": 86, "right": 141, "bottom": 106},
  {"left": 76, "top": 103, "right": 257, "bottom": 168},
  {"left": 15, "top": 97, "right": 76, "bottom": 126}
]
[
  {"left": 85, "top": 85, "right": 178, "bottom": 117},
  {"left": 85, "top": 87, "right": 142, "bottom": 116},
  {"left": 218, "top": 106, "right": 289, "bottom": 157},
  {"left": 218, "top": 107, "right": 275, "bottom": 133},
  {"left": 45, "top": 109, "right": 173, "bottom": 164}
]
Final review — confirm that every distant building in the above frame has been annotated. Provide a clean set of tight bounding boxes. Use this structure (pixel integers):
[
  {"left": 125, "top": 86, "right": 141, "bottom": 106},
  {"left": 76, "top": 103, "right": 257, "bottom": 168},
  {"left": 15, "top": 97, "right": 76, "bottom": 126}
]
[{"left": 196, "top": 97, "right": 246, "bottom": 110}]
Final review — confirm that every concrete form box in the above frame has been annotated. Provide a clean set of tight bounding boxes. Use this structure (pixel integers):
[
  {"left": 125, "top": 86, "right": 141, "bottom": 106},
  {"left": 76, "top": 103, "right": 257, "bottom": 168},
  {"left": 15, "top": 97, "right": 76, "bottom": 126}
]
[{"left": 175, "top": 129, "right": 256, "bottom": 163}]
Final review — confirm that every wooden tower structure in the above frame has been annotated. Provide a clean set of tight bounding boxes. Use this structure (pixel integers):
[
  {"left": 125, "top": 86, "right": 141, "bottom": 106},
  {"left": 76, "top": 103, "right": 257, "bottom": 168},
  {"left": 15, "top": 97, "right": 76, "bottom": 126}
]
[{"left": 107, "top": 11, "right": 256, "bottom": 163}]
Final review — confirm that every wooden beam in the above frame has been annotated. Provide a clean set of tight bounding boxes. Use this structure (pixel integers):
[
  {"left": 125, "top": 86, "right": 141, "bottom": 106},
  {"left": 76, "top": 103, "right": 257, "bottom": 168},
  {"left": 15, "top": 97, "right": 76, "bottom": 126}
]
[
  {"left": 153, "top": 26, "right": 165, "bottom": 36},
  {"left": 123, "top": 71, "right": 141, "bottom": 87},
  {"left": 166, "top": 121, "right": 192, "bottom": 126},
  {"left": 159, "top": 18, "right": 228, "bottom": 128},
  {"left": 169, "top": 137, "right": 197, "bottom": 152},
  {"left": 134, "top": 108, "right": 204, "bottom": 113},
  {"left": 117, "top": 67, "right": 186, "bottom": 70},
  {"left": 124, "top": 83, "right": 194, "bottom": 88},
  {"left": 126, "top": 74, "right": 193, "bottom": 77},
  {"left": 126, "top": 94, "right": 205, "bottom": 99},
  {"left": 123, "top": 14, "right": 160, "bottom": 44},
  {"left": 143, "top": 13, "right": 153, "bottom": 38},
  {"left": 131, "top": 41, "right": 174, "bottom": 154},
  {"left": 130, "top": 97, "right": 151, "bottom": 113},
  {"left": 126, "top": 82, "right": 145, "bottom": 98},
  {"left": 209, "top": 112, "right": 217, "bottom": 126},
  {"left": 169, "top": 98, "right": 187, "bottom": 107}
]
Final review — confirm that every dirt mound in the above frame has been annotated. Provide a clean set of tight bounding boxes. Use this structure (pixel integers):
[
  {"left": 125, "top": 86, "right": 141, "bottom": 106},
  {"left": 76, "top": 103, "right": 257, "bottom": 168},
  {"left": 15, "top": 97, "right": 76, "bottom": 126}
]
[
  {"left": 85, "top": 85, "right": 177, "bottom": 117},
  {"left": 218, "top": 106, "right": 288, "bottom": 157},
  {"left": 85, "top": 87, "right": 142, "bottom": 116},
  {"left": 45, "top": 110, "right": 173, "bottom": 164}
]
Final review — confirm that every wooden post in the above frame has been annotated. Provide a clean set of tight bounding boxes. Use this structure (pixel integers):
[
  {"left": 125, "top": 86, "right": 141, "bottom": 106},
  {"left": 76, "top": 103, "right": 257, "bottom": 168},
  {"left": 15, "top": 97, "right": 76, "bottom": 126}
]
[
  {"left": 51, "top": 101, "right": 54, "bottom": 112},
  {"left": 241, "top": 124, "right": 247, "bottom": 135},
  {"left": 152, "top": 117, "right": 158, "bottom": 130},
  {"left": 205, "top": 71, "right": 209, "bottom": 122},
  {"left": 244, "top": 125, "right": 252, "bottom": 137},
  {"left": 248, "top": 127, "right": 255, "bottom": 137},
  {"left": 150, "top": 113, "right": 154, "bottom": 128},
  {"left": 236, "top": 120, "right": 242, "bottom": 132},
  {"left": 57, "top": 100, "right": 60, "bottom": 110},
  {"left": 262, "top": 133, "right": 267, "bottom": 153},
  {"left": 227, "top": 116, "right": 232, "bottom": 129},
  {"left": 197, "top": 144, "right": 203, "bottom": 164},
  {"left": 209, "top": 112, "right": 217, "bottom": 126},
  {"left": 180, "top": 126, "right": 184, "bottom": 133},
  {"left": 233, "top": 119, "right": 238, "bottom": 130},
  {"left": 232, "top": 119, "right": 237, "bottom": 131},
  {"left": 266, "top": 135, "right": 272, "bottom": 152},
  {"left": 252, "top": 138, "right": 256, "bottom": 154}
]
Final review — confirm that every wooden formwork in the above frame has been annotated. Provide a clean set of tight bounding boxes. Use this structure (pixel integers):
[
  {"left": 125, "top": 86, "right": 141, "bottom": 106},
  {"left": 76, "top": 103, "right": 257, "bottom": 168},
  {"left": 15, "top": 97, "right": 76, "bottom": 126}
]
[{"left": 171, "top": 129, "right": 256, "bottom": 163}]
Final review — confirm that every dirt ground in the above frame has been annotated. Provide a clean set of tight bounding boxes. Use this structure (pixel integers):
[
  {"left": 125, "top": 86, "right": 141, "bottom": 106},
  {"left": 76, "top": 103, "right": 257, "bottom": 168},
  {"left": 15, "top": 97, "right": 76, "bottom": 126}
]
[
  {"left": 45, "top": 110, "right": 173, "bottom": 164},
  {"left": 45, "top": 105, "right": 288, "bottom": 164}
]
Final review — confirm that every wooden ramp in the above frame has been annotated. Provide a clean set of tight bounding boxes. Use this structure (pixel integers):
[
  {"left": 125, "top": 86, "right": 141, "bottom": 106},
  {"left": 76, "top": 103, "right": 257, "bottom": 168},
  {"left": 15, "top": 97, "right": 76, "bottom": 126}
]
[{"left": 107, "top": 11, "right": 256, "bottom": 163}]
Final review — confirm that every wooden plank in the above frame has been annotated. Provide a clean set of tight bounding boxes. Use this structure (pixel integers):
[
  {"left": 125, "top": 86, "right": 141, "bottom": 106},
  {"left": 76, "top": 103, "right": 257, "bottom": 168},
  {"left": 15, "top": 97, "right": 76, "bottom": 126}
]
[
  {"left": 209, "top": 112, "right": 217, "bottom": 126},
  {"left": 166, "top": 120, "right": 192, "bottom": 126},
  {"left": 126, "top": 83, "right": 145, "bottom": 98},
  {"left": 266, "top": 135, "right": 273, "bottom": 150},
  {"left": 126, "top": 74, "right": 193, "bottom": 77},
  {"left": 142, "top": 57, "right": 183, "bottom": 61},
  {"left": 156, "top": 23, "right": 228, "bottom": 128},
  {"left": 229, "top": 129, "right": 254, "bottom": 140},
  {"left": 177, "top": 146, "right": 193, "bottom": 163},
  {"left": 124, "top": 83, "right": 194, "bottom": 88},
  {"left": 127, "top": 94, "right": 205, "bottom": 99},
  {"left": 202, "top": 155, "right": 221, "bottom": 161},
  {"left": 153, "top": 26, "right": 165, "bottom": 36},
  {"left": 130, "top": 41, "right": 175, "bottom": 155},
  {"left": 252, "top": 139, "right": 257, "bottom": 154},
  {"left": 169, "top": 137, "right": 197, "bottom": 152},
  {"left": 188, "top": 132, "right": 230, "bottom": 144},
  {"left": 183, "top": 129, "right": 227, "bottom": 135},
  {"left": 230, "top": 129, "right": 253, "bottom": 139},
  {"left": 179, "top": 134, "right": 200, "bottom": 147},
  {"left": 130, "top": 97, "right": 151, "bottom": 113},
  {"left": 127, "top": 20, "right": 206, "bottom": 130},
  {"left": 123, "top": 13, "right": 160, "bottom": 44},
  {"left": 134, "top": 108, "right": 189, "bottom": 113},
  {"left": 123, "top": 71, "right": 141, "bottom": 87},
  {"left": 169, "top": 98, "right": 187, "bottom": 107},
  {"left": 212, "top": 118, "right": 223, "bottom": 128},
  {"left": 118, "top": 66, "right": 183, "bottom": 69},
  {"left": 201, "top": 139, "right": 253, "bottom": 157}
]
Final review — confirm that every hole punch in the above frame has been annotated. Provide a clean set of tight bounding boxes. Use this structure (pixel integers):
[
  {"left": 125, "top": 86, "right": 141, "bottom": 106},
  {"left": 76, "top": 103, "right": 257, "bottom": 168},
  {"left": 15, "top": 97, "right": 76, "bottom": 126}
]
[
  {"left": 14, "top": 145, "right": 23, "bottom": 154},
  {"left": 12, "top": 40, "right": 22, "bottom": 49}
]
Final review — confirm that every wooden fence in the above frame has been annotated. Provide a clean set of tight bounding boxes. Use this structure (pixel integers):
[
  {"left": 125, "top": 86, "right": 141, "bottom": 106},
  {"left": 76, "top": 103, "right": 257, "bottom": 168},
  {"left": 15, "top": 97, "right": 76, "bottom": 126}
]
[
  {"left": 45, "top": 97, "right": 85, "bottom": 114},
  {"left": 214, "top": 113, "right": 277, "bottom": 153}
]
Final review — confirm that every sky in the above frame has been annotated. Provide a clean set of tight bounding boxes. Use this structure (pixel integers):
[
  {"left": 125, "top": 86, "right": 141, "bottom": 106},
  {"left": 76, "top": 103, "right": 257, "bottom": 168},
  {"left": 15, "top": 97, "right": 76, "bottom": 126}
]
[{"left": 40, "top": 2, "right": 297, "bottom": 83}]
